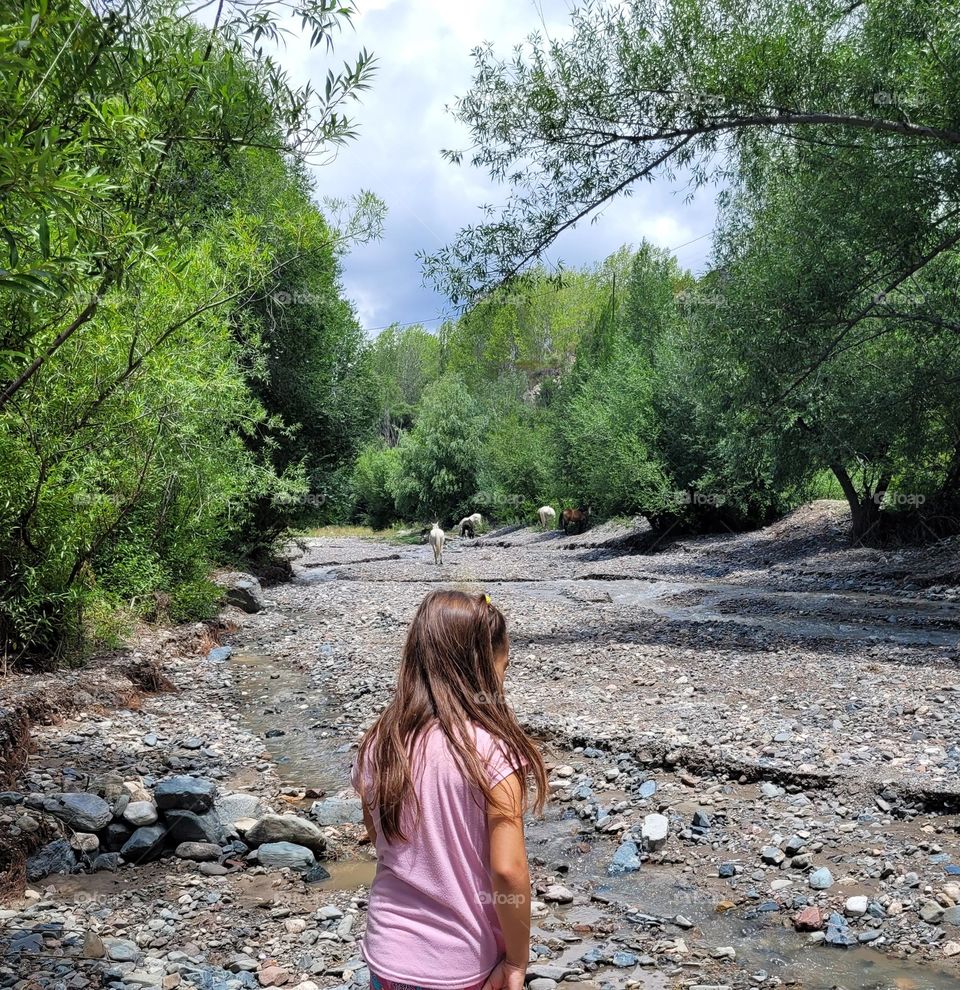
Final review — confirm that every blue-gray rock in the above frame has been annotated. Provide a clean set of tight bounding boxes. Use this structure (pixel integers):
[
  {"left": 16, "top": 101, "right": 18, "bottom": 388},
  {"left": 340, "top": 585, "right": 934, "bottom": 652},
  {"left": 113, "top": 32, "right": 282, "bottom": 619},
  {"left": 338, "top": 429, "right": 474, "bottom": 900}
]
[
  {"left": 943, "top": 906, "right": 960, "bottom": 926},
  {"left": 257, "top": 841, "right": 315, "bottom": 871},
  {"left": 164, "top": 808, "right": 224, "bottom": 845},
  {"left": 784, "top": 835, "right": 807, "bottom": 856},
  {"left": 824, "top": 912, "right": 856, "bottom": 947},
  {"left": 93, "top": 852, "right": 121, "bottom": 872},
  {"left": 120, "top": 826, "right": 166, "bottom": 863},
  {"left": 692, "top": 810, "right": 711, "bottom": 829},
  {"left": 809, "top": 867, "right": 834, "bottom": 890},
  {"left": 216, "top": 792, "right": 262, "bottom": 824},
  {"left": 26, "top": 839, "right": 76, "bottom": 881},
  {"left": 43, "top": 792, "right": 112, "bottom": 831},
  {"left": 638, "top": 780, "right": 657, "bottom": 799},
  {"left": 946, "top": 864, "right": 960, "bottom": 876},
  {"left": 608, "top": 840, "right": 641, "bottom": 875},
  {"left": 154, "top": 775, "right": 216, "bottom": 812},
  {"left": 310, "top": 797, "right": 363, "bottom": 826},
  {"left": 761, "top": 846, "right": 785, "bottom": 866},
  {"left": 611, "top": 951, "right": 638, "bottom": 967},
  {"left": 718, "top": 862, "right": 737, "bottom": 878},
  {"left": 207, "top": 646, "right": 232, "bottom": 662},
  {"left": 175, "top": 841, "right": 222, "bottom": 861},
  {"left": 0, "top": 792, "right": 24, "bottom": 806}
]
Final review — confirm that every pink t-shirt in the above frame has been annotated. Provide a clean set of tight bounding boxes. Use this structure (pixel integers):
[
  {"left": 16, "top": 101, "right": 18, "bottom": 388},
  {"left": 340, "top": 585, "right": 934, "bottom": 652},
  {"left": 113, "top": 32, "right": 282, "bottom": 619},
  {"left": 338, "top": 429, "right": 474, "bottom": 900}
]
[{"left": 351, "top": 724, "right": 522, "bottom": 988}]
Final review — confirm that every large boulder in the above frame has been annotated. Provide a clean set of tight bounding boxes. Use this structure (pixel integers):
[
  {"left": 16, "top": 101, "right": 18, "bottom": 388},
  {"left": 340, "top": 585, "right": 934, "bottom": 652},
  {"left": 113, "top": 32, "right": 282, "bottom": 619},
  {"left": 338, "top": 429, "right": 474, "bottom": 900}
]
[
  {"left": 310, "top": 797, "right": 363, "bottom": 826},
  {"left": 26, "top": 839, "right": 76, "bottom": 881},
  {"left": 257, "top": 841, "right": 315, "bottom": 871},
  {"left": 164, "top": 809, "right": 224, "bottom": 845},
  {"left": 246, "top": 814, "right": 326, "bottom": 854},
  {"left": 154, "top": 776, "right": 216, "bottom": 812},
  {"left": 43, "top": 793, "right": 112, "bottom": 832},
  {"left": 120, "top": 826, "right": 166, "bottom": 864},
  {"left": 215, "top": 571, "right": 264, "bottom": 613},
  {"left": 175, "top": 841, "right": 222, "bottom": 861},
  {"left": 103, "top": 822, "right": 133, "bottom": 852}
]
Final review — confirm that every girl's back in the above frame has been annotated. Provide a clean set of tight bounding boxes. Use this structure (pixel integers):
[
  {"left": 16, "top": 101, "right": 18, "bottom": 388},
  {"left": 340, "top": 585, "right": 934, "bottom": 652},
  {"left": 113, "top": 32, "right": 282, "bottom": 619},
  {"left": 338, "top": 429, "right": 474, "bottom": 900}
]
[{"left": 354, "top": 724, "right": 516, "bottom": 985}]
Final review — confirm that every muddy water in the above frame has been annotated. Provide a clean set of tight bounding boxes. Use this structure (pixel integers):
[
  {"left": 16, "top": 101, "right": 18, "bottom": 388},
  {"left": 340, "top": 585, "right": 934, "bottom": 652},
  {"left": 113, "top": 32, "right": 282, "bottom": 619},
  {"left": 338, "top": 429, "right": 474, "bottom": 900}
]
[{"left": 232, "top": 651, "right": 958, "bottom": 990}]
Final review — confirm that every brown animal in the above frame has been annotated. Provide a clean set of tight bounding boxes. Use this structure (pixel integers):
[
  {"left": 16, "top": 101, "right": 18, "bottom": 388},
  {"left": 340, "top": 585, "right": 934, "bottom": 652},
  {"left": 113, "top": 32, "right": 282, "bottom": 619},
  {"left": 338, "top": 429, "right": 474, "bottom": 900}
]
[{"left": 560, "top": 505, "right": 591, "bottom": 534}]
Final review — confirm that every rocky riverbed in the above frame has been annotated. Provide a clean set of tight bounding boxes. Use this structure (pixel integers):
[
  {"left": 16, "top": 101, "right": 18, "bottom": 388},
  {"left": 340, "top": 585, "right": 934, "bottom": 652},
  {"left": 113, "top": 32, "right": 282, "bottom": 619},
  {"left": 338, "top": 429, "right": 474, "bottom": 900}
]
[{"left": 2, "top": 501, "right": 960, "bottom": 990}]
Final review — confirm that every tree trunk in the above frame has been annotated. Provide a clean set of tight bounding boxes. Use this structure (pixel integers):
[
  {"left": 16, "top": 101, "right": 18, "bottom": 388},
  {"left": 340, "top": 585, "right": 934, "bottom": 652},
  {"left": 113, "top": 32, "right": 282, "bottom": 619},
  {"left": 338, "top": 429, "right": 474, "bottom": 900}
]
[{"left": 831, "top": 463, "right": 885, "bottom": 545}]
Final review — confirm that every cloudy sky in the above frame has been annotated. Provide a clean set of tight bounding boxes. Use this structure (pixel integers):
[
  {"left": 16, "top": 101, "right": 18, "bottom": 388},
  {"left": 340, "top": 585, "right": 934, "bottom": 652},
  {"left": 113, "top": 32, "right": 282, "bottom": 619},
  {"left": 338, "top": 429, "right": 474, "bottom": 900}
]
[{"left": 284, "top": 0, "right": 718, "bottom": 334}]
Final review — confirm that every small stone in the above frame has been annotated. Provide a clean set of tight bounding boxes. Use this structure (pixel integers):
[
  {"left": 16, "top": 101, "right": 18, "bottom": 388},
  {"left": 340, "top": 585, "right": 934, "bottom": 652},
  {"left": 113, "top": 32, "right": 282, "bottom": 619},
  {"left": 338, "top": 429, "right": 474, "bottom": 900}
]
[
  {"left": 70, "top": 832, "right": 99, "bottom": 854},
  {"left": 809, "top": 867, "right": 834, "bottom": 890},
  {"left": 82, "top": 932, "right": 105, "bottom": 959},
  {"left": 794, "top": 906, "right": 823, "bottom": 931},
  {"left": 309, "top": 797, "right": 363, "bottom": 826},
  {"left": 175, "top": 841, "right": 221, "bottom": 861},
  {"left": 943, "top": 941, "right": 960, "bottom": 958},
  {"left": 641, "top": 813, "right": 669, "bottom": 851},
  {"left": 123, "top": 801, "right": 159, "bottom": 827},
  {"left": 608, "top": 840, "right": 641, "bottom": 875},
  {"left": 920, "top": 900, "right": 945, "bottom": 923},
  {"left": 718, "top": 863, "right": 737, "bottom": 878},
  {"left": 542, "top": 884, "right": 574, "bottom": 903},
  {"left": 761, "top": 846, "right": 784, "bottom": 866},
  {"left": 845, "top": 896, "right": 868, "bottom": 918}
]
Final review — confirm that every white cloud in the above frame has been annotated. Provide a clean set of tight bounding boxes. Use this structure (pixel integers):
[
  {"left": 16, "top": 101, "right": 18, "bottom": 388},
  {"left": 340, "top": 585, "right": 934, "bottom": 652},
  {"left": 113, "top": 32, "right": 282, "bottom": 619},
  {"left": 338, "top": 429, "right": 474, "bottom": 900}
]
[{"left": 274, "top": 0, "right": 716, "bottom": 330}]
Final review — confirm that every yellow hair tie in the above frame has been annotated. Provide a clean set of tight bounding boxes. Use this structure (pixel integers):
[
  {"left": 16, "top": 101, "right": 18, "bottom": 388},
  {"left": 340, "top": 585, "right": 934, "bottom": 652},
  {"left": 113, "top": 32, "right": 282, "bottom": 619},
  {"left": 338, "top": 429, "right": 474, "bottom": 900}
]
[{"left": 484, "top": 593, "right": 491, "bottom": 604}]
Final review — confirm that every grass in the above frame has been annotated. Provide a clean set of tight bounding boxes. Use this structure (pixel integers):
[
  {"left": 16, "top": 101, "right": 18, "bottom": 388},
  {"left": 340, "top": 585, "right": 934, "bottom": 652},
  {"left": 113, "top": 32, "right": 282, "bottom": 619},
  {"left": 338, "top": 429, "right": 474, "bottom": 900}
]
[{"left": 298, "top": 523, "right": 423, "bottom": 544}]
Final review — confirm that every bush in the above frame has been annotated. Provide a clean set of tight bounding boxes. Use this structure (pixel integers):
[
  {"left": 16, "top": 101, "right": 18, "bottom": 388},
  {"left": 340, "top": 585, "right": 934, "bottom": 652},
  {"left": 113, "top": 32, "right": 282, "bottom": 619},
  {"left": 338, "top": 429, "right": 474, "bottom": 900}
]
[{"left": 352, "top": 443, "right": 401, "bottom": 529}]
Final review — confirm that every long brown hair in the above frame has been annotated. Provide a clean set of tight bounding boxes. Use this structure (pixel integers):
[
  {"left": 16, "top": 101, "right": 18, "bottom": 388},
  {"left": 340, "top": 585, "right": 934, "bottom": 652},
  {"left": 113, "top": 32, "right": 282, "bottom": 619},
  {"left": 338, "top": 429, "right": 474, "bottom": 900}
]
[{"left": 355, "top": 590, "right": 547, "bottom": 843}]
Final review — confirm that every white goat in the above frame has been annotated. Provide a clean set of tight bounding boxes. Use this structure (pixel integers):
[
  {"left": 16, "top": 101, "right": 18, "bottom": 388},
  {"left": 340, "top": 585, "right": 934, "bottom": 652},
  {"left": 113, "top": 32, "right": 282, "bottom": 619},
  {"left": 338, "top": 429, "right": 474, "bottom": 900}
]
[
  {"left": 428, "top": 522, "right": 445, "bottom": 565},
  {"left": 537, "top": 505, "right": 556, "bottom": 530},
  {"left": 458, "top": 512, "right": 483, "bottom": 537}
]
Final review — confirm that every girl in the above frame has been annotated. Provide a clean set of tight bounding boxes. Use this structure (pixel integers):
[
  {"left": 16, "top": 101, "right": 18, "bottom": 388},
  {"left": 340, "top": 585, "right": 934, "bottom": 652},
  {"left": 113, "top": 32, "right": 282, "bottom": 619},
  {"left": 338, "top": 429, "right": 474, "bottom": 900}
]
[{"left": 352, "top": 590, "right": 547, "bottom": 990}]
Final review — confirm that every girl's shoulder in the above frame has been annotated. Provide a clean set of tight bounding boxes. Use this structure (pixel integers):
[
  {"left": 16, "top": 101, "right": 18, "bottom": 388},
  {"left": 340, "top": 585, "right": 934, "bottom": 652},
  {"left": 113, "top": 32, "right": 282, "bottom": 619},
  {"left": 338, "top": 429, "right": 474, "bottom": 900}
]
[{"left": 472, "top": 724, "right": 526, "bottom": 787}]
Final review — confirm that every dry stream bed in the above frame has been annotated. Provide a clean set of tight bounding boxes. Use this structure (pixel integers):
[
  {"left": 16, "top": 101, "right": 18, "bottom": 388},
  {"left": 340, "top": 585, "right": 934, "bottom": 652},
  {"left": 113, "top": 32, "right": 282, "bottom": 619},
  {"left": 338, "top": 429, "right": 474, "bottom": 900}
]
[{"left": 3, "top": 503, "right": 960, "bottom": 990}]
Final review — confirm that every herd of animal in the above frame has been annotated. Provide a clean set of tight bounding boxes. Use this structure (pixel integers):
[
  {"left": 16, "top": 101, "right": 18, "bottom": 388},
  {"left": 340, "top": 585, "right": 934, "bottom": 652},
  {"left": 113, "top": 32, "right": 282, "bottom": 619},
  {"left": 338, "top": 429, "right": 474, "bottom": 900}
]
[{"left": 426, "top": 504, "right": 591, "bottom": 565}]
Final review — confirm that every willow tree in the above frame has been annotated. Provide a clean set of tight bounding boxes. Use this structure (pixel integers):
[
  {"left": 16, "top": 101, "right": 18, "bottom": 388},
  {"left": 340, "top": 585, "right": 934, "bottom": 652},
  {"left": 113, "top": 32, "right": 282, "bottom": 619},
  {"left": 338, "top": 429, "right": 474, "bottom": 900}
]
[{"left": 423, "top": 0, "right": 960, "bottom": 306}]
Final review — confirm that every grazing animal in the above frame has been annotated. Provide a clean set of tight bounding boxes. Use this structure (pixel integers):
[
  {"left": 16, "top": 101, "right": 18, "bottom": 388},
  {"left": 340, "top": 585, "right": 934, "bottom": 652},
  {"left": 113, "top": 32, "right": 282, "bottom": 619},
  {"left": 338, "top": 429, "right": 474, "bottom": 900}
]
[
  {"left": 428, "top": 522, "right": 445, "bottom": 565},
  {"left": 560, "top": 505, "right": 591, "bottom": 535},
  {"left": 458, "top": 517, "right": 475, "bottom": 538},
  {"left": 537, "top": 505, "right": 556, "bottom": 530}
]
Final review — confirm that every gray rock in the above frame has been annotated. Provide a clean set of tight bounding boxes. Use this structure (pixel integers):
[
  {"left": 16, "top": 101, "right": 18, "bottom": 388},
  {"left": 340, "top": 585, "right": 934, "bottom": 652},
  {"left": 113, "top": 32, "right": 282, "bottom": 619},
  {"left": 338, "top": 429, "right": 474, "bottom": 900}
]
[
  {"left": 43, "top": 792, "right": 112, "bottom": 831},
  {"left": 638, "top": 780, "right": 657, "bottom": 799},
  {"left": 845, "top": 895, "right": 868, "bottom": 917},
  {"left": 163, "top": 808, "right": 224, "bottom": 845},
  {"left": 526, "top": 965, "right": 578, "bottom": 982},
  {"left": 257, "top": 841, "right": 316, "bottom": 871},
  {"left": 641, "top": 813, "right": 669, "bottom": 852},
  {"left": 175, "top": 841, "right": 222, "bottom": 861},
  {"left": 247, "top": 813, "right": 326, "bottom": 853},
  {"left": 542, "top": 884, "right": 574, "bottom": 903},
  {"left": 69, "top": 832, "right": 99, "bottom": 854},
  {"left": 529, "top": 980, "right": 557, "bottom": 990},
  {"left": 310, "top": 797, "right": 363, "bottom": 826},
  {"left": 207, "top": 645, "right": 233, "bottom": 662},
  {"left": 120, "top": 826, "right": 166, "bottom": 863},
  {"left": 103, "top": 937, "right": 139, "bottom": 962},
  {"left": 943, "top": 906, "right": 960, "bottom": 925},
  {"left": 920, "top": 900, "right": 945, "bottom": 923},
  {"left": 93, "top": 853, "right": 121, "bottom": 872},
  {"left": 154, "top": 776, "right": 216, "bottom": 812},
  {"left": 216, "top": 791, "right": 263, "bottom": 824},
  {"left": 26, "top": 839, "right": 76, "bottom": 881},
  {"left": 761, "top": 845, "right": 784, "bottom": 866},
  {"left": 216, "top": 571, "right": 264, "bottom": 613},
  {"left": 122, "top": 801, "right": 158, "bottom": 827}
]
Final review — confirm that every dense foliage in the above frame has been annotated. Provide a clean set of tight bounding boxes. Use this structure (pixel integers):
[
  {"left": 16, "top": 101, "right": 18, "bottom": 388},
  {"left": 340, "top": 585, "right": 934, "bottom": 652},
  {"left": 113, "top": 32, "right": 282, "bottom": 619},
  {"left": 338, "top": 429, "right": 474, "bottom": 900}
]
[{"left": 0, "top": 0, "right": 380, "bottom": 665}]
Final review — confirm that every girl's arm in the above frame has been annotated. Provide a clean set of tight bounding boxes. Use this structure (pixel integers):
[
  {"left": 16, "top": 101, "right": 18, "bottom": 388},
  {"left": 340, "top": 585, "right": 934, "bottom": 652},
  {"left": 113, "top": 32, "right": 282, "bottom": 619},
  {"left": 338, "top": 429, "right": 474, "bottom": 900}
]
[{"left": 485, "top": 772, "right": 529, "bottom": 990}]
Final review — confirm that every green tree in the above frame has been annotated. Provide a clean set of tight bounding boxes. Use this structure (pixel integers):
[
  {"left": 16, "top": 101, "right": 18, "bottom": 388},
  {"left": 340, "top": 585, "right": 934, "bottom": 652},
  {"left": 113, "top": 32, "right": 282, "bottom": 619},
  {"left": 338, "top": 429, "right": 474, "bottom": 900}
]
[{"left": 392, "top": 375, "right": 486, "bottom": 523}]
